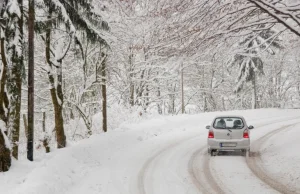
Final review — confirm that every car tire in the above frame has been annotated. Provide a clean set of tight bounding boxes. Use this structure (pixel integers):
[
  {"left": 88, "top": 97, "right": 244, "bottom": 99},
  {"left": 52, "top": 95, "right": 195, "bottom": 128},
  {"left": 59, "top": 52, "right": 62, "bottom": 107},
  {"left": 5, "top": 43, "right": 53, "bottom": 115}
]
[
  {"left": 211, "top": 149, "right": 217, "bottom": 156},
  {"left": 241, "top": 149, "right": 246, "bottom": 156},
  {"left": 242, "top": 149, "right": 250, "bottom": 157},
  {"left": 246, "top": 149, "right": 250, "bottom": 158}
]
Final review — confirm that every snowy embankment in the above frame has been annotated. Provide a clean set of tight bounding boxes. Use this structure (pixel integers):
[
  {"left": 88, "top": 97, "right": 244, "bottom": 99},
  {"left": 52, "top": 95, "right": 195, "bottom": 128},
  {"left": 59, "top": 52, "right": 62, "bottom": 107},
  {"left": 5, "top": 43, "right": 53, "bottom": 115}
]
[
  {"left": 1, "top": 109, "right": 300, "bottom": 194},
  {"left": 260, "top": 123, "right": 300, "bottom": 191}
]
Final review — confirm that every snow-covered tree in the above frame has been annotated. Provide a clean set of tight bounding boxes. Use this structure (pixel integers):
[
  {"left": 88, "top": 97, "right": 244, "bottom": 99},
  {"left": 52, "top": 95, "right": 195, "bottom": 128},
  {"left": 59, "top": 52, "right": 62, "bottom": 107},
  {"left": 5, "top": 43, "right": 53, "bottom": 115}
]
[
  {"left": 0, "top": 0, "right": 24, "bottom": 170},
  {"left": 35, "top": 0, "right": 110, "bottom": 147},
  {"left": 228, "top": 28, "right": 282, "bottom": 109},
  {"left": 5, "top": 0, "right": 24, "bottom": 160}
]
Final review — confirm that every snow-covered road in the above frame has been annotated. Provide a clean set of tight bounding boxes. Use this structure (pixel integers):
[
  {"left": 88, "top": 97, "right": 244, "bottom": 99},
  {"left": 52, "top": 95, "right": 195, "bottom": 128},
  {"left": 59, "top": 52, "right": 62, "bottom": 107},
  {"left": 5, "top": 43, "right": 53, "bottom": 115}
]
[
  {"left": 138, "top": 116, "right": 300, "bottom": 194},
  {"left": 2, "top": 109, "right": 300, "bottom": 194}
]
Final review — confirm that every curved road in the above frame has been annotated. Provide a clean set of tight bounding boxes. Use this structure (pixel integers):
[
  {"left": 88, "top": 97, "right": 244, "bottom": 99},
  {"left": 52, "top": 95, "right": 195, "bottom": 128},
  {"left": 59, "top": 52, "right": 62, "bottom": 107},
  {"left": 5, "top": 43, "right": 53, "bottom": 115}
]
[{"left": 137, "top": 116, "right": 300, "bottom": 194}]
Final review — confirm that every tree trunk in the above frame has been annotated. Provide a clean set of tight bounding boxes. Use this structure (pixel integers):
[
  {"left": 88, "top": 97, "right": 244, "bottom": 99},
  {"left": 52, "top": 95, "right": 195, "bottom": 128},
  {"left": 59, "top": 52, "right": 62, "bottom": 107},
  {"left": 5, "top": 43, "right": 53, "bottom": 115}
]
[
  {"left": 168, "top": 84, "right": 176, "bottom": 114},
  {"left": 0, "top": 129, "right": 11, "bottom": 172},
  {"left": 202, "top": 64, "right": 207, "bottom": 112},
  {"left": 42, "top": 112, "right": 50, "bottom": 153},
  {"left": 45, "top": 7, "right": 66, "bottom": 148},
  {"left": 130, "top": 84, "right": 134, "bottom": 106},
  {"left": 52, "top": 92, "right": 66, "bottom": 148},
  {"left": 203, "top": 96, "right": 207, "bottom": 112},
  {"left": 181, "top": 63, "right": 185, "bottom": 114},
  {"left": 129, "top": 52, "right": 134, "bottom": 106},
  {"left": 0, "top": 38, "right": 8, "bottom": 124},
  {"left": 48, "top": 70, "right": 66, "bottom": 148},
  {"left": 23, "top": 114, "right": 28, "bottom": 138},
  {"left": 157, "top": 87, "right": 162, "bottom": 114},
  {"left": 9, "top": 0, "right": 23, "bottom": 160},
  {"left": 101, "top": 53, "right": 107, "bottom": 133},
  {"left": 0, "top": 36, "right": 11, "bottom": 172},
  {"left": 56, "top": 62, "right": 66, "bottom": 148},
  {"left": 145, "top": 85, "right": 149, "bottom": 108},
  {"left": 168, "top": 94, "right": 173, "bottom": 114},
  {"left": 222, "top": 97, "right": 226, "bottom": 111},
  {"left": 252, "top": 73, "right": 257, "bottom": 109},
  {"left": 9, "top": 57, "right": 22, "bottom": 160},
  {"left": 27, "top": 0, "right": 35, "bottom": 161}
]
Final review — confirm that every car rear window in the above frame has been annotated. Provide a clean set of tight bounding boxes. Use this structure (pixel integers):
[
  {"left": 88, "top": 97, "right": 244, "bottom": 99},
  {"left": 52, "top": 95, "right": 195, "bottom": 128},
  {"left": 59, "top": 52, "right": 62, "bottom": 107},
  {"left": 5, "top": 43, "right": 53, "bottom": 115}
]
[{"left": 213, "top": 117, "right": 244, "bottom": 129}]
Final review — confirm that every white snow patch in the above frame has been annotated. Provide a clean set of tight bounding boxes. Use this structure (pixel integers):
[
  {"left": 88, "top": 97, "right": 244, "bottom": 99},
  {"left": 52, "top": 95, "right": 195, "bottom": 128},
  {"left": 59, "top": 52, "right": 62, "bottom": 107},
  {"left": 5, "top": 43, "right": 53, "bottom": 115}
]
[
  {"left": 1, "top": 109, "right": 300, "bottom": 194},
  {"left": 260, "top": 123, "right": 300, "bottom": 191},
  {"left": 0, "top": 120, "right": 11, "bottom": 149}
]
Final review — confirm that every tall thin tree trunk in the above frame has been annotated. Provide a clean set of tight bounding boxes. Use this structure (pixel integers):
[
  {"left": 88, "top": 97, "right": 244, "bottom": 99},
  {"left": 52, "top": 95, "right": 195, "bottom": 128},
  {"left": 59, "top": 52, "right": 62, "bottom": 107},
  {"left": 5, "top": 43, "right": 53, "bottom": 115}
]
[
  {"left": 0, "top": 34, "right": 11, "bottom": 172},
  {"left": 9, "top": 0, "right": 23, "bottom": 160},
  {"left": 9, "top": 56, "right": 22, "bottom": 160},
  {"left": 101, "top": 53, "right": 107, "bottom": 132},
  {"left": 0, "top": 38, "right": 8, "bottom": 124},
  {"left": 45, "top": 7, "right": 66, "bottom": 148},
  {"left": 83, "top": 41, "right": 89, "bottom": 89},
  {"left": 157, "top": 86, "right": 162, "bottom": 114},
  {"left": 203, "top": 96, "right": 207, "bottom": 112},
  {"left": 222, "top": 97, "right": 226, "bottom": 111},
  {"left": 23, "top": 114, "right": 28, "bottom": 138},
  {"left": 27, "top": 0, "right": 35, "bottom": 161},
  {"left": 56, "top": 62, "right": 66, "bottom": 148},
  {"left": 129, "top": 52, "right": 134, "bottom": 106},
  {"left": 252, "top": 74, "right": 257, "bottom": 109},
  {"left": 168, "top": 94, "right": 175, "bottom": 114},
  {"left": 51, "top": 85, "right": 66, "bottom": 148},
  {"left": 42, "top": 112, "right": 50, "bottom": 153},
  {"left": 145, "top": 85, "right": 149, "bottom": 108},
  {"left": 181, "top": 63, "right": 184, "bottom": 114},
  {"left": 202, "top": 65, "right": 207, "bottom": 112},
  {"left": 172, "top": 85, "right": 176, "bottom": 114},
  {"left": 130, "top": 84, "right": 134, "bottom": 106}
]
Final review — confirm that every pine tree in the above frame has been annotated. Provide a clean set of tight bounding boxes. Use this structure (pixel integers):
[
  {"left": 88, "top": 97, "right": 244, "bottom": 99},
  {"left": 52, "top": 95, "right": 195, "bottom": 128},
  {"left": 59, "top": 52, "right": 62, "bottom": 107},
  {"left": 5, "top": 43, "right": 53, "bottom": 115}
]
[{"left": 228, "top": 29, "right": 282, "bottom": 109}]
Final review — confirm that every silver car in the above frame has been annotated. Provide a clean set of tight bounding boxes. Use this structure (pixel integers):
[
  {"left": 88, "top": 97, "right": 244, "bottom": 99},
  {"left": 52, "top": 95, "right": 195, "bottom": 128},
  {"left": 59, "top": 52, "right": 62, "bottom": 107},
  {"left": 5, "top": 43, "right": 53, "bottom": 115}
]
[{"left": 206, "top": 115, "right": 254, "bottom": 156}]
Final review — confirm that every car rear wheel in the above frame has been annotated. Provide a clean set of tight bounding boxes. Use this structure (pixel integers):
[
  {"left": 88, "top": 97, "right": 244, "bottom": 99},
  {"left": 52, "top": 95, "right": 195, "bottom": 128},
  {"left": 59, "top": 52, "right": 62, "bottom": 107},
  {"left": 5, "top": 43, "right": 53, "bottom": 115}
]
[
  {"left": 242, "top": 149, "right": 249, "bottom": 157},
  {"left": 210, "top": 149, "right": 217, "bottom": 156}
]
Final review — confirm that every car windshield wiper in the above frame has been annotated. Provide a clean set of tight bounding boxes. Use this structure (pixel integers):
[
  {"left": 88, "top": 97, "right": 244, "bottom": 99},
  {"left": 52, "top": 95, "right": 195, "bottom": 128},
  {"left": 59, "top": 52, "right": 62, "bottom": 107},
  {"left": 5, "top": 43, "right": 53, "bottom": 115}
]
[{"left": 227, "top": 129, "right": 232, "bottom": 132}]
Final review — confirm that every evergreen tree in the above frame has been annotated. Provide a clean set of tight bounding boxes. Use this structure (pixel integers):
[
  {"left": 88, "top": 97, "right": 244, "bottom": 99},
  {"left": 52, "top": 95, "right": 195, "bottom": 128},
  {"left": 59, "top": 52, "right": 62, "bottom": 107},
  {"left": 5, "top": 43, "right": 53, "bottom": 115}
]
[{"left": 228, "top": 29, "right": 282, "bottom": 109}]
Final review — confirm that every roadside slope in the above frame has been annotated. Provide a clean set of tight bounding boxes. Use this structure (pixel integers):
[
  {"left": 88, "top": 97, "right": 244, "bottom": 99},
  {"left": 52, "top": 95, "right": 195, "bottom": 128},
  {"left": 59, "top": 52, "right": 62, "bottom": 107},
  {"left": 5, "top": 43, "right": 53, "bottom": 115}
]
[{"left": 258, "top": 123, "right": 300, "bottom": 193}]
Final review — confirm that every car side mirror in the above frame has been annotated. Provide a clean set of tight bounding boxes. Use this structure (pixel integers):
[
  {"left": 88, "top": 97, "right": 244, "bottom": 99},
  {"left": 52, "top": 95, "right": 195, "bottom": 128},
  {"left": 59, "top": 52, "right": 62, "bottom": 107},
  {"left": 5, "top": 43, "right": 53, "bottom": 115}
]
[
  {"left": 206, "top": 125, "right": 210, "bottom": 129},
  {"left": 248, "top": 125, "right": 254, "bottom": 130}
]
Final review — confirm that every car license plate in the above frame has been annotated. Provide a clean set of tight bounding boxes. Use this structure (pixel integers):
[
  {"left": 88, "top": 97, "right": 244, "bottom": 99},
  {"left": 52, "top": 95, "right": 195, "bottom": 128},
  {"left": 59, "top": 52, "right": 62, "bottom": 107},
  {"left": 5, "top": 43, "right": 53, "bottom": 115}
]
[{"left": 220, "top": 143, "right": 237, "bottom": 147}]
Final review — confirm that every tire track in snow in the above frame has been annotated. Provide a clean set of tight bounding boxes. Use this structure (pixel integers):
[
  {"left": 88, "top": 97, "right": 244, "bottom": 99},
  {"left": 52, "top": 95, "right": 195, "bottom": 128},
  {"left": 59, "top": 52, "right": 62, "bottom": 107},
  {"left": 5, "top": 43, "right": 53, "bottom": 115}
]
[
  {"left": 137, "top": 135, "right": 199, "bottom": 194},
  {"left": 188, "top": 116, "right": 300, "bottom": 194},
  {"left": 246, "top": 123, "right": 300, "bottom": 194},
  {"left": 138, "top": 116, "right": 300, "bottom": 194},
  {"left": 188, "top": 148, "right": 226, "bottom": 194}
]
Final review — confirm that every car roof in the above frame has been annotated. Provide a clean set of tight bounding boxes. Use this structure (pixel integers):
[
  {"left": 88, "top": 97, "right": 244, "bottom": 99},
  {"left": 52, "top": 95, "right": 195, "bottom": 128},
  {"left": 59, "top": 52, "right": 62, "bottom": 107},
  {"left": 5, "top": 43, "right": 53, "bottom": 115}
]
[{"left": 214, "top": 115, "right": 245, "bottom": 119}]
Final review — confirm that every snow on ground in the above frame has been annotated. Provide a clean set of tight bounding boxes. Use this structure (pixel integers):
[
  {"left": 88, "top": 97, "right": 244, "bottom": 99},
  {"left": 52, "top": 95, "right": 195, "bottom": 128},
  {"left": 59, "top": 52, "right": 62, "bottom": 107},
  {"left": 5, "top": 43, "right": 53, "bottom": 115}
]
[
  {"left": 1, "top": 108, "right": 300, "bottom": 194},
  {"left": 260, "top": 123, "right": 300, "bottom": 191}
]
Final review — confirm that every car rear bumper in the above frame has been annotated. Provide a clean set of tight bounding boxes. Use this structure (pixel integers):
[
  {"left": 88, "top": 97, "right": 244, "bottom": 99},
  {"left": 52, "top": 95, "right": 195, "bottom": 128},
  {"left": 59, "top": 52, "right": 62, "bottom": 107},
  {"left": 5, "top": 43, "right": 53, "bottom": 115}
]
[{"left": 208, "top": 138, "right": 250, "bottom": 150}]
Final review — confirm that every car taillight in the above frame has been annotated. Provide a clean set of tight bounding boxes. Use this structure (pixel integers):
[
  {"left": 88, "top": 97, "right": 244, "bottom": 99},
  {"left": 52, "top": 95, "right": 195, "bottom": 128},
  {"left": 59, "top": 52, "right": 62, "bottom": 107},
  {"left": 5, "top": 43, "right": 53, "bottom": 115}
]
[
  {"left": 243, "top": 129, "right": 249, "bottom": 138},
  {"left": 208, "top": 130, "right": 214, "bottom": 138}
]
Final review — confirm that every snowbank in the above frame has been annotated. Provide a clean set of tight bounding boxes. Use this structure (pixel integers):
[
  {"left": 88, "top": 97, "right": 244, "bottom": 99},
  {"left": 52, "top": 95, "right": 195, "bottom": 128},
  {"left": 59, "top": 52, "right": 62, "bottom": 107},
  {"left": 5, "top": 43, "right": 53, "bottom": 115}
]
[{"left": 1, "top": 108, "right": 300, "bottom": 194}]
